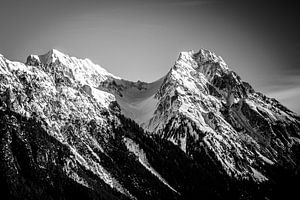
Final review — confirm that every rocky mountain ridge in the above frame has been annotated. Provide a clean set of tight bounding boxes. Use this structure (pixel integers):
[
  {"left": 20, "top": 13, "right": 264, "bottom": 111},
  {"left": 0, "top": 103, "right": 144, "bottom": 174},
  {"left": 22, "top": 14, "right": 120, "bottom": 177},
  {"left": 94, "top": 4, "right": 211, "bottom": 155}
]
[{"left": 0, "top": 49, "right": 299, "bottom": 200}]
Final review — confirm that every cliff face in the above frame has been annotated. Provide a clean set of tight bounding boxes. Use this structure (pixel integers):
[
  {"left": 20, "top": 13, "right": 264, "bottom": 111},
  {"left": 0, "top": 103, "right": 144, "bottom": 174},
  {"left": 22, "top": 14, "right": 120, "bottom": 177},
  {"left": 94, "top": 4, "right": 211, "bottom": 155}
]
[{"left": 0, "top": 49, "right": 299, "bottom": 200}]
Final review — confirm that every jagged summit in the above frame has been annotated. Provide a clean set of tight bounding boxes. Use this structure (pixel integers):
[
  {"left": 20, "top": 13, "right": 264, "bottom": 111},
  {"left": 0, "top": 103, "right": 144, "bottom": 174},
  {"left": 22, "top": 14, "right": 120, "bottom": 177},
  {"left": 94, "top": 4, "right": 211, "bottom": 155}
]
[
  {"left": 27, "top": 49, "right": 87, "bottom": 66},
  {"left": 49, "top": 48, "right": 64, "bottom": 55},
  {"left": 26, "top": 49, "right": 120, "bottom": 88},
  {"left": 25, "top": 48, "right": 227, "bottom": 84},
  {"left": 26, "top": 49, "right": 65, "bottom": 66},
  {"left": 45, "top": 48, "right": 65, "bottom": 58},
  {"left": 42, "top": 48, "right": 66, "bottom": 64}
]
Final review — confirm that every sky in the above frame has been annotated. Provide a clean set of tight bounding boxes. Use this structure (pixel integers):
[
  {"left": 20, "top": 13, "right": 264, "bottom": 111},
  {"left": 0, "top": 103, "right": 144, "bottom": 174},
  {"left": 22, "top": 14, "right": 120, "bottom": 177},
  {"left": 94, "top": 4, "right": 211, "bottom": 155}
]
[{"left": 0, "top": 0, "right": 299, "bottom": 113}]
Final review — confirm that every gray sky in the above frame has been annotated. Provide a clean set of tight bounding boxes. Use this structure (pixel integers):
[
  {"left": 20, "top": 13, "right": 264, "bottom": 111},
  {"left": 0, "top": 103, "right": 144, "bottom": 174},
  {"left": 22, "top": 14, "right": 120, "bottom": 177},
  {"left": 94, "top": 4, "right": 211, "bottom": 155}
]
[{"left": 0, "top": 0, "right": 299, "bottom": 113}]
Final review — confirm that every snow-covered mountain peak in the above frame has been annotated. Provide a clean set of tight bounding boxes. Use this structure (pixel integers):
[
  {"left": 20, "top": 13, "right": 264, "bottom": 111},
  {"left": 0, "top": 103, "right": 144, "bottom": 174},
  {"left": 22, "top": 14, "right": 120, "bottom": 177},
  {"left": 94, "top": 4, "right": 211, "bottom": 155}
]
[
  {"left": 45, "top": 48, "right": 66, "bottom": 63},
  {"left": 26, "top": 49, "right": 119, "bottom": 88},
  {"left": 175, "top": 49, "right": 227, "bottom": 68},
  {"left": 1, "top": 48, "right": 300, "bottom": 199},
  {"left": 172, "top": 49, "right": 229, "bottom": 80},
  {"left": 137, "top": 48, "right": 300, "bottom": 184},
  {"left": 26, "top": 49, "right": 66, "bottom": 66},
  {"left": 194, "top": 49, "right": 227, "bottom": 66},
  {"left": 47, "top": 48, "right": 65, "bottom": 58}
]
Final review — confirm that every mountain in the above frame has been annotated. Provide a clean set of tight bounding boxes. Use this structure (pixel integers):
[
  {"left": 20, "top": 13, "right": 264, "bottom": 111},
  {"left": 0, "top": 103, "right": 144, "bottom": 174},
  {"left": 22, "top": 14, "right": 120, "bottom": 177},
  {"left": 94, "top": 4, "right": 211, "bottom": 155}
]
[{"left": 0, "top": 49, "right": 299, "bottom": 200}]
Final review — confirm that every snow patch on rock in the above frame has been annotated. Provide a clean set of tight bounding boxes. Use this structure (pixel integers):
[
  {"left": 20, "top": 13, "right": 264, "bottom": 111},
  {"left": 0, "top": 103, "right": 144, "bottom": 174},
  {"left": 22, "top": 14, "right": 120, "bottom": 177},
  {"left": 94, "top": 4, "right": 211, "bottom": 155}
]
[{"left": 123, "top": 137, "right": 179, "bottom": 194}]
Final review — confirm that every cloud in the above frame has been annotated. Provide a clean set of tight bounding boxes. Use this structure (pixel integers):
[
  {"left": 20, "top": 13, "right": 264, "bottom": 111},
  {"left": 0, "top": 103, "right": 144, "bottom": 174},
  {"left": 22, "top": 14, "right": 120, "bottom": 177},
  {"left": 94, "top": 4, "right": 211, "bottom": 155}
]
[
  {"left": 267, "top": 86, "right": 300, "bottom": 101},
  {"left": 266, "top": 85, "right": 300, "bottom": 114}
]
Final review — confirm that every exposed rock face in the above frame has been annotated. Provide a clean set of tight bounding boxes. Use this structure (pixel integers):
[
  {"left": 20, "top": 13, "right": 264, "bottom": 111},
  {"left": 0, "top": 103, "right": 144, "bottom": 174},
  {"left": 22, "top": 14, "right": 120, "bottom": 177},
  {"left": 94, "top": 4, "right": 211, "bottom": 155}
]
[{"left": 0, "top": 49, "right": 299, "bottom": 200}]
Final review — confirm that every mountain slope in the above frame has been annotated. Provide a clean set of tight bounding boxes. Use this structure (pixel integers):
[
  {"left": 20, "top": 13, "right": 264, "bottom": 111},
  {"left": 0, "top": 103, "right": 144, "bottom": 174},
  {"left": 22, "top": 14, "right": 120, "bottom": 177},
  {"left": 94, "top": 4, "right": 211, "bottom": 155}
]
[{"left": 0, "top": 49, "right": 300, "bottom": 200}]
